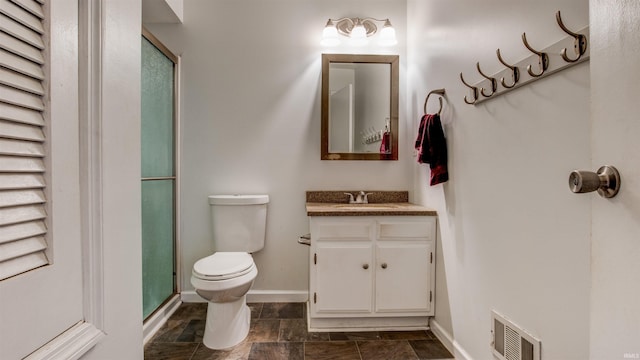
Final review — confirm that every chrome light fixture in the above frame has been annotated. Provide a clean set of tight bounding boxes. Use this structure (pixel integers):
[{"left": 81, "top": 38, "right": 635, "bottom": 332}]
[{"left": 321, "top": 17, "right": 398, "bottom": 47}]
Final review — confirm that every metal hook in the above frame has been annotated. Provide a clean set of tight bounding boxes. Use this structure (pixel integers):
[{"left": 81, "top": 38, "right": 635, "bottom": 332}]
[
  {"left": 522, "top": 33, "right": 549, "bottom": 77},
  {"left": 476, "top": 62, "right": 498, "bottom": 97},
  {"left": 556, "top": 11, "right": 587, "bottom": 63},
  {"left": 424, "top": 89, "right": 445, "bottom": 115},
  {"left": 496, "top": 49, "right": 520, "bottom": 89},
  {"left": 459, "top": 73, "right": 478, "bottom": 105}
]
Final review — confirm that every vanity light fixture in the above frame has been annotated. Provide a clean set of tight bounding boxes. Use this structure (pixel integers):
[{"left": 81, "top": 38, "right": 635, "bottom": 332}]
[{"left": 321, "top": 17, "right": 398, "bottom": 47}]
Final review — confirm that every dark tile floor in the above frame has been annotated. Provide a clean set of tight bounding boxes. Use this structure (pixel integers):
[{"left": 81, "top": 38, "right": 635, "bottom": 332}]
[{"left": 144, "top": 302, "right": 454, "bottom": 360}]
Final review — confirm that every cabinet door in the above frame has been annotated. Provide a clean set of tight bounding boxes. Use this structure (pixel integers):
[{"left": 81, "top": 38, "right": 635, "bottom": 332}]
[
  {"left": 313, "top": 242, "right": 373, "bottom": 315},
  {"left": 375, "top": 241, "right": 432, "bottom": 313}
]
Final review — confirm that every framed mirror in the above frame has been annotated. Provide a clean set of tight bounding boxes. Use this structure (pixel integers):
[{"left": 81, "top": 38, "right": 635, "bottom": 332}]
[{"left": 321, "top": 54, "right": 399, "bottom": 160}]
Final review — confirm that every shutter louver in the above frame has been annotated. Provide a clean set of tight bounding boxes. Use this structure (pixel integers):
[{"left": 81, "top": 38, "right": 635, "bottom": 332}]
[{"left": 0, "top": 0, "right": 47, "bottom": 281}]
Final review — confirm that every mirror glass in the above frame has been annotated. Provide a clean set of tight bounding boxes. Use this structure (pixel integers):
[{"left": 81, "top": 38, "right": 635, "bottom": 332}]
[{"left": 321, "top": 54, "right": 399, "bottom": 160}]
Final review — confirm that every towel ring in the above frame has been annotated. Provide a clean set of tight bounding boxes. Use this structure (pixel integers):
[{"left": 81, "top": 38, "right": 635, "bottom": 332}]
[{"left": 424, "top": 89, "right": 446, "bottom": 115}]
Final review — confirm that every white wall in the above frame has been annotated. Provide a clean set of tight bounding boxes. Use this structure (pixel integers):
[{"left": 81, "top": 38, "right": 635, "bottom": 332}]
[
  {"left": 146, "top": 0, "right": 410, "bottom": 298},
  {"left": 407, "top": 1, "right": 591, "bottom": 359},
  {"left": 142, "top": 0, "right": 183, "bottom": 23},
  {"left": 329, "top": 67, "right": 355, "bottom": 153},
  {"left": 589, "top": 1, "right": 640, "bottom": 358},
  {"left": 356, "top": 64, "right": 391, "bottom": 153}
]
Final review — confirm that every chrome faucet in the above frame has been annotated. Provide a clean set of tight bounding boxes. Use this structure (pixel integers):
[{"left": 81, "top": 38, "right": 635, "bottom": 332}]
[
  {"left": 344, "top": 192, "right": 355, "bottom": 203},
  {"left": 345, "top": 191, "right": 372, "bottom": 204},
  {"left": 355, "top": 191, "right": 369, "bottom": 204}
]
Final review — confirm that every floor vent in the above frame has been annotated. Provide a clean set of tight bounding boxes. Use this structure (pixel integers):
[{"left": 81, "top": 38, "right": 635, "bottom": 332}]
[{"left": 492, "top": 310, "right": 541, "bottom": 360}]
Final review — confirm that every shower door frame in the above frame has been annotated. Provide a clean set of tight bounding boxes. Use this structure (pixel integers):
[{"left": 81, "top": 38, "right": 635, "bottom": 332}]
[{"left": 141, "top": 27, "right": 181, "bottom": 326}]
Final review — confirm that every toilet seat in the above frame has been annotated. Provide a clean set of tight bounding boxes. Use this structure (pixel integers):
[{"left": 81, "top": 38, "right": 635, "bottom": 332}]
[{"left": 193, "top": 252, "right": 254, "bottom": 281}]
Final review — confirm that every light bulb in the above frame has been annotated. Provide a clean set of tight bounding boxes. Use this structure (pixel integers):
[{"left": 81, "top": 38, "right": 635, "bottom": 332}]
[
  {"left": 378, "top": 20, "right": 397, "bottom": 46},
  {"left": 350, "top": 19, "right": 367, "bottom": 46},
  {"left": 321, "top": 20, "right": 340, "bottom": 46},
  {"left": 351, "top": 24, "right": 366, "bottom": 39}
]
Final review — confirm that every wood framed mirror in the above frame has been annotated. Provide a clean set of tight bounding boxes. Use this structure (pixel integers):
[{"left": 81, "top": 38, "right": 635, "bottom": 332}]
[{"left": 321, "top": 54, "right": 399, "bottom": 160}]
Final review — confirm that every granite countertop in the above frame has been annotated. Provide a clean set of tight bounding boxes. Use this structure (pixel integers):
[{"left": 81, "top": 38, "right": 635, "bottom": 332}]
[
  {"left": 306, "top": 202, "right": 437, "bottom": 216},
  {"left": 305, "top": 191, "right": 437, "bottom": 216}
]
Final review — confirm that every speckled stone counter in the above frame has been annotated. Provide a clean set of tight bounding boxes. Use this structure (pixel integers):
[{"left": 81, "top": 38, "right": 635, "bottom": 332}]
[
  {"left": 306, "top": 190, "right": 409, "bottom": 204},
  {"left": 305, "top": 191, "right": 437, "bottom": 216}
]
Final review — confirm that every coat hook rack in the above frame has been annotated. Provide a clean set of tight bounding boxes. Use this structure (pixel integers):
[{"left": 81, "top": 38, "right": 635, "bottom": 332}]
[
  {"left": 461, "top": 10, "right": 589, "bottom": 105},
  {"left": 424, "top": 88, "right": 445, "bottom": 115}
]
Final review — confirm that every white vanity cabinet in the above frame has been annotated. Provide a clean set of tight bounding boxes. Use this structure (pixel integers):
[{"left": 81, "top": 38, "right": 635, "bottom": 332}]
[{"left": 308, "top": 215, "right": 436, "bottom": 331}]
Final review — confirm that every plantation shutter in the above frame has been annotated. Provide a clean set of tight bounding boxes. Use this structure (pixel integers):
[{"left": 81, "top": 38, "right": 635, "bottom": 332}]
[{"left": 0, "top": 0, "right": 48, "bottom": 281}]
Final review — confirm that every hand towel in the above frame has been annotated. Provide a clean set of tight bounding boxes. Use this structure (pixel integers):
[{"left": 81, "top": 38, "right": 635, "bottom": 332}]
[
  {"left": 379, "top": 131, "right": 390, "bottom": 154},
  {"left": 415, "top": 114, "right": 449, "bottom": 186}
]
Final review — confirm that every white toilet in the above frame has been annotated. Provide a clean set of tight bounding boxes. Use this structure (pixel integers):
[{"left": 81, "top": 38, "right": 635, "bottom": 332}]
[{"left": 191, "top": 194, "right": 269, "bottom": 349}]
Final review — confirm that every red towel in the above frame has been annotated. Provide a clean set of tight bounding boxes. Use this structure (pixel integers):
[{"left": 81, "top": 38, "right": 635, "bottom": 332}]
[
  {"left": 415, "top": 114, "right": 449, "bottom": 186},
  {"left": 379, "top": 131, "right": 390, "bottom": 154}
]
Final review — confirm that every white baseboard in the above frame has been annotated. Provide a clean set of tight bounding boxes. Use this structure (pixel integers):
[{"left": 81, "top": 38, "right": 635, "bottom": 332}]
[
  {"left": 429, "top": 318, "right": 473, "bottom": 360},
  {"left": 143, "top": 294, "right": 181, "bottom": 345},
  {"left": 25, "top": 322, "right": 105, "bottom": 360},
  {"left": 180, "top": 291, "right": 204, "bottom": 303},
  {"left": 429, "top": 319, "right": 454, "bottom": 353},
  {"left": 181, "top": 289, "right": 309, "bottom": 303},
  {"left": 246, "top": 290, "right": 308, "bottom": 303}
]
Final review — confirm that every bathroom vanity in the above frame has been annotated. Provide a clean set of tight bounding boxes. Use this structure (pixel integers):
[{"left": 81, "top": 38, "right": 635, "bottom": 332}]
[{"left": 305, "top": 191, "right": 437, "bottom": 331}]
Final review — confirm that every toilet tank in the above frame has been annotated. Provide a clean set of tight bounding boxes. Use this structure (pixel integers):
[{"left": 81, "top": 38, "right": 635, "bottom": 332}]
[{"left": 208, "top": 194, "right": 269, "bottom": 252}]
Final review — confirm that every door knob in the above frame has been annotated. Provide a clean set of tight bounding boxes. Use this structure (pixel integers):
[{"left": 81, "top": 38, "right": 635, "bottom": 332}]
[
  {"left": 362, "top": 264, "right": 369, "bottom": 270},
  {"left": 381, "top": 263, "right": 388, "bottom": 269},
  {"left": 569, "top": 165, "right": 620, "bottom": 198}
]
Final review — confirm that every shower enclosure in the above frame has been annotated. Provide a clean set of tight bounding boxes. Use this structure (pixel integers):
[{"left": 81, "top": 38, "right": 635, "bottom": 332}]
[{"left": 141, "top": 31, "right": 178, "bottom": 320}]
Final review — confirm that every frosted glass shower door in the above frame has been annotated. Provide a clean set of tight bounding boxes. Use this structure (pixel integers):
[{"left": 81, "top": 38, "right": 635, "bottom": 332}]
[{"left": 141, "top": 34, "right": 177, "bottom": 320}]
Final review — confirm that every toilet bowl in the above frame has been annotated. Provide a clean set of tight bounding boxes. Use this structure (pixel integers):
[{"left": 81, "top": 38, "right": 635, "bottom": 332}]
[{"left": 191, "top": 252, "right": 258, "bottom": 349}]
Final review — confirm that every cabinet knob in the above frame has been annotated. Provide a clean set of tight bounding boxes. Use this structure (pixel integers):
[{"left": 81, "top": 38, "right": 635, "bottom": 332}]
[
  {"left": 381, "top": 263, "right": 388, "bottom": 269},
  {"left": 362, "top": 264, "right": 369, "bottom": 270}
]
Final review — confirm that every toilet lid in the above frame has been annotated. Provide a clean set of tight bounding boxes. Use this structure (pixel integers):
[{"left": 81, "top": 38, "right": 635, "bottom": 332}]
[{"left": 193, "top": 252, "right": 254, "bottom": 280}]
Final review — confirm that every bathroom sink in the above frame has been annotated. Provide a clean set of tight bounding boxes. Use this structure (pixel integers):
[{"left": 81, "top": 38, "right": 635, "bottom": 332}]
[{"left": 333, "top": 203, "right": 401, "bottom": 210}]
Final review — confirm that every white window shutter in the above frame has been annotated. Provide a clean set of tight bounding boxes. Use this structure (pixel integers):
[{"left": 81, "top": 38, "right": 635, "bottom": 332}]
[{"left": 0, "top": 0, "right": 48, "bottom": 281}]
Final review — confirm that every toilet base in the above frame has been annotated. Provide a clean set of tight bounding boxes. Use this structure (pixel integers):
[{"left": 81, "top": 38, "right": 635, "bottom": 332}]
[{"left": 202, "top": 295, "right": 251, "bottom": 350}]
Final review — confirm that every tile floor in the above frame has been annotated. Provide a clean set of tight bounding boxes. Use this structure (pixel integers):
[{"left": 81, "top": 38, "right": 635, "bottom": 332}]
[{"left": 144, "top": 302, "right": 454, "bottom": 360}]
